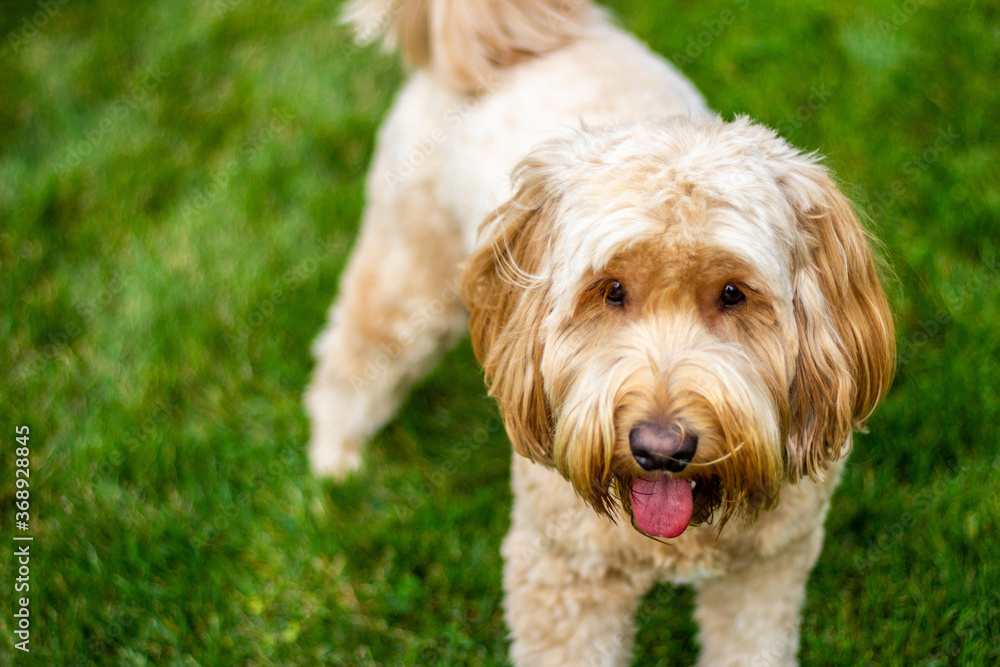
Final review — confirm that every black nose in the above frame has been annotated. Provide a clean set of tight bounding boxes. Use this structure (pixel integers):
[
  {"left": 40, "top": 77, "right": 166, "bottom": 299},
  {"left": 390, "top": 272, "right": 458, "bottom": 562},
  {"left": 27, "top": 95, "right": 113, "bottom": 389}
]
[{"left": 629, "top": 422, "right": 699, "bottom": 472}]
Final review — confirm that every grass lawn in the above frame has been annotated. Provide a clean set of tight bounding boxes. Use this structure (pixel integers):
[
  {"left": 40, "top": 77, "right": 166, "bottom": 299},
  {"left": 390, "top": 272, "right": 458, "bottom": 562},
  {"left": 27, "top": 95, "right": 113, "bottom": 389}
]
[{"left": 1, "top": 0, "right": 998, "bottom": 664}]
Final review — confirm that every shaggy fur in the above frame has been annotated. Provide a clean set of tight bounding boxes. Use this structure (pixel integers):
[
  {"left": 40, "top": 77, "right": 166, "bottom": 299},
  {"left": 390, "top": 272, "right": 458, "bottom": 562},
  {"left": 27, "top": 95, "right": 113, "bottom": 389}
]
[{"left": 307, "top": 1, "right": 895, "bottom": 664}]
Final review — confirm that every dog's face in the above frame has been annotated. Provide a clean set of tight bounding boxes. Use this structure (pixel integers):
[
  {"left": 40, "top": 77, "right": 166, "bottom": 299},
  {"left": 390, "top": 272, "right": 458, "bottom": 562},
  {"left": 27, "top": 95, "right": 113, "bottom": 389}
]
[{"left": 462, "top": 117, "right": 895, "bottom": 538}]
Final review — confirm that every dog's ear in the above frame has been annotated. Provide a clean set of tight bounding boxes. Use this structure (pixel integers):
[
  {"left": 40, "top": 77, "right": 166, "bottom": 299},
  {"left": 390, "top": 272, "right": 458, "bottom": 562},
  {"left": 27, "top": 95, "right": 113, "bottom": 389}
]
[
  {"left": 781, "top": 161, "right": 896, "bottom": 480},
  {"left": 462, "top": 156, "right": 559, "bottom": 464}
]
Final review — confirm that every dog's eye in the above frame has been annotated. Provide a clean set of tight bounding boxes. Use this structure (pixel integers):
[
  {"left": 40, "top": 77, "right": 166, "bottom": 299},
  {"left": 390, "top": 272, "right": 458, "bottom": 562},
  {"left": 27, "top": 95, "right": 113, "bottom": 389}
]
[
  {"left": 605, "top": 280, "right": 626, "bottom": 307},
  {"left": 719, "top": 284, "right": 745, "bottom": 308}
]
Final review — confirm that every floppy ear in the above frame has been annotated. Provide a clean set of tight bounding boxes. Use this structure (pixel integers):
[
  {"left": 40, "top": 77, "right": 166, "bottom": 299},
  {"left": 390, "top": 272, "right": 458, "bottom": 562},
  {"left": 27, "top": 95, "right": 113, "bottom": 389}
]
[
  {"left": 461, "top": 157, "right": 558, "bottom": 464},
  {"left": 782, "top": 162, "right": 896, "bottom": 480}
]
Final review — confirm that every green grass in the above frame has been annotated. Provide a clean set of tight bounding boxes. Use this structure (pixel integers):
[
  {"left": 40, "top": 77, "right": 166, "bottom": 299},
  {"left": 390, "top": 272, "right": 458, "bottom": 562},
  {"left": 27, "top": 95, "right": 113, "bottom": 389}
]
[{"left": 1, "top": 0, "right": 997, "bottom": 664}]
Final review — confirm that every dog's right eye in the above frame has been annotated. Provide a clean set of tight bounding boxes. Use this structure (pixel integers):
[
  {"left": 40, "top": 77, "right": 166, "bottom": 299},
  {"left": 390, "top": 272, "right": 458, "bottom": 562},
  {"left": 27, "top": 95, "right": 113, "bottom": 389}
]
[
  {"left": 719, "top": 283, "right": 746, "bottom": 308},
  {"left": 604, "top": 280, "right": 626, "bottom": 307}
]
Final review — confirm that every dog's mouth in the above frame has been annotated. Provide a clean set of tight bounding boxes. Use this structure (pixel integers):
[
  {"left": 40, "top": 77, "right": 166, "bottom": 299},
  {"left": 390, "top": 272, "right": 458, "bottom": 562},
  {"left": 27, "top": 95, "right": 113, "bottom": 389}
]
[
  {"left": 629, "top": 476, "right": 692, "bottom": 538},
  {"left": 627, "top": 475, "right": 720, "bottom": 539}
]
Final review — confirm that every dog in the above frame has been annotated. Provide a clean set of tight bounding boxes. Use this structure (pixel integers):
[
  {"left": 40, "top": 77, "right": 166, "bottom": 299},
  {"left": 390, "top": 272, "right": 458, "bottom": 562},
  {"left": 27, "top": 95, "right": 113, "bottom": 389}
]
[{"left": 306, "top": 1, "right": 895, "bottom": 664}]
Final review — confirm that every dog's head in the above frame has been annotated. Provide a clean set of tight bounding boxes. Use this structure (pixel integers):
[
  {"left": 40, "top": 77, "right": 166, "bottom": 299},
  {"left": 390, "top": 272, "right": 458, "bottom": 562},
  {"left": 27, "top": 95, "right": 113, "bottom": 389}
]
[{"left": 462, "top": 117, "right": 895, "bottom": 538}]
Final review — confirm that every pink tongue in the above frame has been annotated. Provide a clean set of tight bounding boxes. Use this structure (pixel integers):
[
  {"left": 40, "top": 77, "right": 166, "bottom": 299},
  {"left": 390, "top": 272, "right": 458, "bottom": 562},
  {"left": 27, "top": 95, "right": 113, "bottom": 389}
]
[{"left": 630, "top": 477, "right": 694, "bottom": 538}]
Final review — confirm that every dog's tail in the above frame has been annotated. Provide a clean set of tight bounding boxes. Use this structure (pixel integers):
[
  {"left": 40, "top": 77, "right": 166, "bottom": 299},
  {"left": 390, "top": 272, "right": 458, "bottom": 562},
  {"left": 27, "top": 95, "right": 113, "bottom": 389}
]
[{"left": 342, "top": 0, "right": 595, "bottom": 92}]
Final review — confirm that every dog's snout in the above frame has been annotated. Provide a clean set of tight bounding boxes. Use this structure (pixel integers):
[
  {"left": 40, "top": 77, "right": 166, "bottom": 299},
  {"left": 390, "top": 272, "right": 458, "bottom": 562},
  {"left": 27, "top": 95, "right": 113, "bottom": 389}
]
[{"left": 629, "top": 422, "right": 698, "bottom": 472}]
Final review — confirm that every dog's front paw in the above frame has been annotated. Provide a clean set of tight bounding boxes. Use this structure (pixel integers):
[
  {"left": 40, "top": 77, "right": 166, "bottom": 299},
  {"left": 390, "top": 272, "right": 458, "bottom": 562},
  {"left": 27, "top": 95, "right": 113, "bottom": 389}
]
[
  {"left": 305, "top": 386, "right": 367, "bottom": 479},
  {"left": 308, "top": 433, "right": 363, "bottom": 479}
]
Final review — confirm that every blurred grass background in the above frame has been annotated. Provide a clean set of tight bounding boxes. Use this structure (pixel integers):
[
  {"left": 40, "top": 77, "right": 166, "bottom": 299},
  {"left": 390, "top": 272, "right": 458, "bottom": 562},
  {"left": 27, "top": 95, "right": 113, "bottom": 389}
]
[{"left": 1, "top": 0, "right": 998, "bottom": 664}]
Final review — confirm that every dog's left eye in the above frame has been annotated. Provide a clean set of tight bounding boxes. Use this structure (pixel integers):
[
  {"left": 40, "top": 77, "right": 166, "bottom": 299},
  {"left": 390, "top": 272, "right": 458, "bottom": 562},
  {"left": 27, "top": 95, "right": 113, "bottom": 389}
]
[
  {"left": 720, "top": 284, "right": 745, "bottom": 308},
  {"left": 605, "top": 280, "right": 626, "bottom": 307}
]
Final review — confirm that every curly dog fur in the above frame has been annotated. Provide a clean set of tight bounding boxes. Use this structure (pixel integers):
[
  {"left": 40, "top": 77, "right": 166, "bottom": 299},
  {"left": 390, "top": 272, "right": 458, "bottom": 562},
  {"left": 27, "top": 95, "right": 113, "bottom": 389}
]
[{"left": 306, "top": 1, "right": 895, "bottom": 664}]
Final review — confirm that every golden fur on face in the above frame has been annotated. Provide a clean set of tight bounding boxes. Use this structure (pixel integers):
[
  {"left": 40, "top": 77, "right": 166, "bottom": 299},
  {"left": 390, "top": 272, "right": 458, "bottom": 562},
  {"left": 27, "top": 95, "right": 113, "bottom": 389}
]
[{"left": 463, "top": 117, "right": 895, "bottom": 531}]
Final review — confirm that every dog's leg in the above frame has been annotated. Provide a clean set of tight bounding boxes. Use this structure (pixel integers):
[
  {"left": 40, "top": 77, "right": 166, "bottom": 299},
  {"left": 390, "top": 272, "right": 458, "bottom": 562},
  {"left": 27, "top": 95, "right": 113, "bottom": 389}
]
[
  {"left": 693, "top": 528, "right": 825, "bottom": 667},
  {"left": 502, "top": 517, "right": 646, "bottom": 667},
  {"left": 305, "top": 178, "right": 467, "bottom": 477}
]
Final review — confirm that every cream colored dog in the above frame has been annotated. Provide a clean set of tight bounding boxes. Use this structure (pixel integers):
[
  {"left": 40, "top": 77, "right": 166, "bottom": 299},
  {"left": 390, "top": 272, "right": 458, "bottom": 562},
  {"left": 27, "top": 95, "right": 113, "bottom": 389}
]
[{"left": 306, "top": 1, "right": 895, "bottom": 664}]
